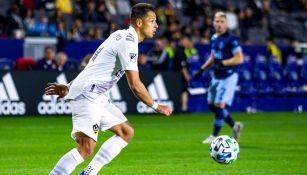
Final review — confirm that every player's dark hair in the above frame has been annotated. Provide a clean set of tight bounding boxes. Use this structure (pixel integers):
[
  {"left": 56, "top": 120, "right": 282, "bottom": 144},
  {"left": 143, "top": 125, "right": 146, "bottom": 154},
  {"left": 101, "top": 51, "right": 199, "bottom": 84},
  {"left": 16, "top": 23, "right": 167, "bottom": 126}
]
[
  {"left": 44, "top": 46, "right": 54, "bottom": 52},
  {"left": 130, "top": 3, "right": 155, "bottom": 23}
]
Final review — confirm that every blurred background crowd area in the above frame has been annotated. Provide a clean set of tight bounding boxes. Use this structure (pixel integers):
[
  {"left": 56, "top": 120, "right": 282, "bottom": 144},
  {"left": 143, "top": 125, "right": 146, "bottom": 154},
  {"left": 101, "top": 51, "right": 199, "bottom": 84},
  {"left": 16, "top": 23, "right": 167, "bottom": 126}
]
[
  {"left": 0, "top": 0, "right": 306, "bottom": 44},
  {"left": 0, "top": 0, "right": 306, "bottom": 98}
]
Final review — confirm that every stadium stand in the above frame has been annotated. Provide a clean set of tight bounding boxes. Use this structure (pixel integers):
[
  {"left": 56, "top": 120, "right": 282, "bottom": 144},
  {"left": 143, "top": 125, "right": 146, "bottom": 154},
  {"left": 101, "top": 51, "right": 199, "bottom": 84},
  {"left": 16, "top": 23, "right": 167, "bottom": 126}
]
[
  {"left": 237, "top": 55, "right": 256, "bottom": 98},
  {"left": 0, "top": 0, "right": 306, "bottom": 112}
]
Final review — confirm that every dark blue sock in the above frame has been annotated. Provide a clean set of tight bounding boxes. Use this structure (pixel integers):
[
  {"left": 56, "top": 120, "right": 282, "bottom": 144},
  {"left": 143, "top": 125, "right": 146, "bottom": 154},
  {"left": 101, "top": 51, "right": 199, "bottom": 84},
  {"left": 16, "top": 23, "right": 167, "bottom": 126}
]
[
  {"left": 213, "top": 106, "right": 224, "bottom": 136},
  {"left": 223, "top": 108, "right": 235, "bottom": 128},
  {"left": 208, "top": 103, "right": 215, "bottom": 113}
]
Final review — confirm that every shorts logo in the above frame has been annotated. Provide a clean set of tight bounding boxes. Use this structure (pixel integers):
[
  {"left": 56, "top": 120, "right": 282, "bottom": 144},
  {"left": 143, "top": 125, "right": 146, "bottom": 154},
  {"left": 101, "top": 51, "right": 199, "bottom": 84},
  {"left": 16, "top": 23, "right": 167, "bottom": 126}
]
[
  {"left": 93, "top": 124, "right": 99, "bottom": 134},
  {"left": 130, "top": 53, "right": 137, "bottom": 63}
]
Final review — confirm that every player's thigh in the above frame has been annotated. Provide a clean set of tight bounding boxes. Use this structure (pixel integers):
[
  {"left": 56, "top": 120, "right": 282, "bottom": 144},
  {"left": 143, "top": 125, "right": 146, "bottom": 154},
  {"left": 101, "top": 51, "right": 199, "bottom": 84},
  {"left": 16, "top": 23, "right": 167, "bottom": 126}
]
[
  {"left": 207, "top": 78, "right": 219, "bottom": 103},
  {"left": 214, "top": 74, "right": 238, "bottom": 105},
  {"left": 109, "top": 121, "right": 134, "bottom": 142},
  {"left": 100, "top": 101, "right": 128, "bottom": 132},
  {"left": 70, "top": 97, "right": 101, "bottom": 142}
]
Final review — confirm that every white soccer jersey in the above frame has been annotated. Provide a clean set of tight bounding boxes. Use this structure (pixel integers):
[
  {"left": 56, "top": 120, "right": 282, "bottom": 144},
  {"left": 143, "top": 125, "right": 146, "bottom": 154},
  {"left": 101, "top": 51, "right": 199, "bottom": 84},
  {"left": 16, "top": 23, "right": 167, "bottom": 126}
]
[{"left": 65, "top": 26, "right": 139, "bottom": 101}]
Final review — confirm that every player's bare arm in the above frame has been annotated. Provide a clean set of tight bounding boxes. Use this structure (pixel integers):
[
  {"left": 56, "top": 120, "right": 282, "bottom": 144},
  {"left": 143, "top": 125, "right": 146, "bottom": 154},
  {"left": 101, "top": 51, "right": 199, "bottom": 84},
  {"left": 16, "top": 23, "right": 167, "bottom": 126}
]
[
  {"left": 200, "top": 52, "right": 215, "bottom": 71},
  {"left": 181, "top": 67, "right": 191, "bottom": 81},
  {"left": 195, "top": 52, "right": 214, "bottom": 79},
  {"left": 221, "top": 51, "right": 244, "bottom": 66},
  {"left": 125, "top": 70, "right": 172, "bottom": 116}
]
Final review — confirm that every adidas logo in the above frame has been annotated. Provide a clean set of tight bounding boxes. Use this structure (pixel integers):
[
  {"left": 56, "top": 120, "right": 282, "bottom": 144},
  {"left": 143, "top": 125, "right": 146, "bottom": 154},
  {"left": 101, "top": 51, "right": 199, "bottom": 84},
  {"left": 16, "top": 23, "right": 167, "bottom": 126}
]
[
  {"left": 137, "top": 74, "right": 173, "bottom": 113},
  {"left": 109, "top": 84, "right": 127, "bottom": 113},
  {"left": 147, "top": 74, "right": 169, "bottom": 100},
  {"left": 0, "top": 73, "right": 26, "bottom": 115},
  {"left": 37, "top": 73, "right": 71, "bottom": 115}
]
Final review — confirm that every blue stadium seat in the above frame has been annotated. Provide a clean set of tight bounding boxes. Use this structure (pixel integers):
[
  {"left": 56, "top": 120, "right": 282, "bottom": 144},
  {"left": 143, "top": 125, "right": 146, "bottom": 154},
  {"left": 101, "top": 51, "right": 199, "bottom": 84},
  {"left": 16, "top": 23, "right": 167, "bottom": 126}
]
[
  {"left": 284, "top": 57, "right": 302, "bottom": 96},
  {"left": 253, "top": 55, "right": 272, "bottom": 97},
  {"left": 0, "top": 58, "right": 15, "bottom": 70},
  {"left": 268, "top": 57, "right": 287, "bottom": 96},
  {"left": 238, "top": 56, "right": 256, "bottom": 97}
]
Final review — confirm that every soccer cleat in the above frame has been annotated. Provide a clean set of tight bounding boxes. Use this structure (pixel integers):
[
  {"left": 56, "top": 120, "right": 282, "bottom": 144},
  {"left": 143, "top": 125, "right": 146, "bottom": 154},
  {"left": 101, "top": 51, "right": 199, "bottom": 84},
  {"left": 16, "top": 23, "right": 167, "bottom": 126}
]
[
  {"left": 233, "top": 122, "right": 244, "bottom": 140},
  {"left": 79, "top": 171, "right": 85, "bottom": 175},
  {"left": 202, "top": 135, "right": 216, "bottom": 144}
]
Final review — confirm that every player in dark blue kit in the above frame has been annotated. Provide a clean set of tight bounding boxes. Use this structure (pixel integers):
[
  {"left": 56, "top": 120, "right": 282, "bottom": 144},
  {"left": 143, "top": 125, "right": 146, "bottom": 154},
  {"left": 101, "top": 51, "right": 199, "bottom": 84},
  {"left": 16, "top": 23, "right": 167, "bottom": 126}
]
[{"left": 195, "top": 12, "right": 244, "bottom": 144}]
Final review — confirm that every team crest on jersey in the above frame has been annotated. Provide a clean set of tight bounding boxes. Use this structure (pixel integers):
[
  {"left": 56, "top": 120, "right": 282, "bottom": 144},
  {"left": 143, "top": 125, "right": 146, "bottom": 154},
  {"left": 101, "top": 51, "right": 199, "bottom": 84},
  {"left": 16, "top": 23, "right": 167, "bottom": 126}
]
[
  {"left": 93, "top": 124, "right": 99, "bottom": 134},
  {"left": 130, "top": 53, "right": 137, "bottom": 63}
]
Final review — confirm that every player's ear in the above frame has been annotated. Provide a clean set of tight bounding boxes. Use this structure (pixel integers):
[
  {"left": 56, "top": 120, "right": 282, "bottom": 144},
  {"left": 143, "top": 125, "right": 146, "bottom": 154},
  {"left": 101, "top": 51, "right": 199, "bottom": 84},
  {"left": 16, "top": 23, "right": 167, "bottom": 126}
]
[{"left": 135, "top": 17, "right": 143, "bottom": 27}]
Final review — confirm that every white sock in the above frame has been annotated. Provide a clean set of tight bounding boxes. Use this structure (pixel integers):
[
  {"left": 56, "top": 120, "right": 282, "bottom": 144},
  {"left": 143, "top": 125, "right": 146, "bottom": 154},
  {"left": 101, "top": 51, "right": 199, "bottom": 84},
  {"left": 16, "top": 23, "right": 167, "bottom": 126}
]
[
  {"left": 83, "top": 135, "right": 128, "bottom": 175},
  {"left": 50, "top": 148, "right": 84, "bottom": 175}
]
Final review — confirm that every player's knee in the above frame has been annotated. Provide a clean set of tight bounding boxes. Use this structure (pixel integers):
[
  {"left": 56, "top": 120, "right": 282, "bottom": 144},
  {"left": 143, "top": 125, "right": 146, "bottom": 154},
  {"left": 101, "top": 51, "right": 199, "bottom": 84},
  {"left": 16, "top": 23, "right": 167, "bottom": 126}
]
[
  {"left": 78, "top": 140, "right": 96, "bottom": 159},
  {"left": 122, "top": 126, "right": 134, "bottom": 142},
  {"left": 76, "top": 134, "right": 96, "bottom": 159},
  {"left": 111, "top": 123, "right": 134, "bottom": 142},
  {"left": 214, "top": 103, "right": 225, "bottom": 108}
]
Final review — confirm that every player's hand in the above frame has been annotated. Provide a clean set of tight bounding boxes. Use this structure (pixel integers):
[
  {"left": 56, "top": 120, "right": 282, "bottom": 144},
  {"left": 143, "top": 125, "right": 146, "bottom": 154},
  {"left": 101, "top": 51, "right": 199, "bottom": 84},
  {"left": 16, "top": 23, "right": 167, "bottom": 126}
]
[
  {"left": 194, "top": 69, "right": 204, "bottom": 80},
  {"left": 215, "top": 61, "right": 225, "bottom": 69},
  {"left": 45, "top": 83, "right": 69, "bottom": 101},
  {"left": 156, "top": 104, "right": 173, "bottom": 116}
]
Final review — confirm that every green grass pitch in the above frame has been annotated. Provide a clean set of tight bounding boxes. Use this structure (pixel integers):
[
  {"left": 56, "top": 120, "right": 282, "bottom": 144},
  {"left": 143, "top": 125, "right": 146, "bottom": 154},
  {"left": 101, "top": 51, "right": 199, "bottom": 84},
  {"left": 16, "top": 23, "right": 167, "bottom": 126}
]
[{"left": 1, "top": 112, "right": 307, "bottom": 175}]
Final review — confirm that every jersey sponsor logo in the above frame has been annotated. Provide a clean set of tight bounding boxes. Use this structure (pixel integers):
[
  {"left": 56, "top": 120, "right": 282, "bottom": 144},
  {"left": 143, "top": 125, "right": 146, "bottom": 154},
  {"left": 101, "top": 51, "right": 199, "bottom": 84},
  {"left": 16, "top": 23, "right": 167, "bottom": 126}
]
[
  {"left": 0, "top": 73, "right": 26, "bottom": 115},
  {"left": 129, "top": 53, "right": 137, "bottom": 63},
  {"left": 37, "top": 73, "right": 71, "bottom": 115},
  {"left": 109, "top": 84, "right": 127, "bottom": 113},
  {"left": 137, "top": 74, "right": 173, "bottom": 113}
]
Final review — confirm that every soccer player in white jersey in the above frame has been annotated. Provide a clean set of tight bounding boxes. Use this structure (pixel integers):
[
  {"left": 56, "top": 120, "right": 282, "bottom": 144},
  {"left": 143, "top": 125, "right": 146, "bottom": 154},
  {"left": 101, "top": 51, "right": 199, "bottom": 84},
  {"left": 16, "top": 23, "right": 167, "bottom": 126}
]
[{"left": 45, "top": 3, "right": 172, "bottom": 175}]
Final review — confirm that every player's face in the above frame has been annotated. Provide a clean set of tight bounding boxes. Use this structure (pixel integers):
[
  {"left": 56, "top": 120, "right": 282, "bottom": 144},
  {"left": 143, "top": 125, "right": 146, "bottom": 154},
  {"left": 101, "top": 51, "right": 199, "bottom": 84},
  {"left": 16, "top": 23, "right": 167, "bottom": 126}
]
[
  {"left": 44, "top": 48, "right": 54, "bottom": 60},
  {"left": 213, "top": 16, "right": 227, "bottom": 34},
  {"left": 140, "top": 11, "right": 158, "bottom": 38}
]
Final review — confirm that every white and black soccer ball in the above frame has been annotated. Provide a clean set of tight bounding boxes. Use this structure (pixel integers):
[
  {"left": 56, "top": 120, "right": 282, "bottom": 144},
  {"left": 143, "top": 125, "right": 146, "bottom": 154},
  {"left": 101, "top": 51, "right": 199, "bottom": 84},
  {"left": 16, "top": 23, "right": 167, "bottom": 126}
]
[{"left": 209, "top": 135, "right": 240, "bottom": 164}]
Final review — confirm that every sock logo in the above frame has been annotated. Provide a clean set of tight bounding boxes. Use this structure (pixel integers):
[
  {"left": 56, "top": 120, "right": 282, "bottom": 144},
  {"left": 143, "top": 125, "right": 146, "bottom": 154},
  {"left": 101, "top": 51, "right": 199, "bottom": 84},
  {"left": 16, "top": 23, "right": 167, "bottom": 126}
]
[
  {"left": 84, "top": 166, "right": 93, "bottom": 175},
  {"left": 137, "top": 74, "right": 173, "bottom": 113},
  {"left": 37, "top": 73, "right": 71, "bottom": 114},
  {"left": 0, "top": 73, "right": 26, "bottom": 115}
]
